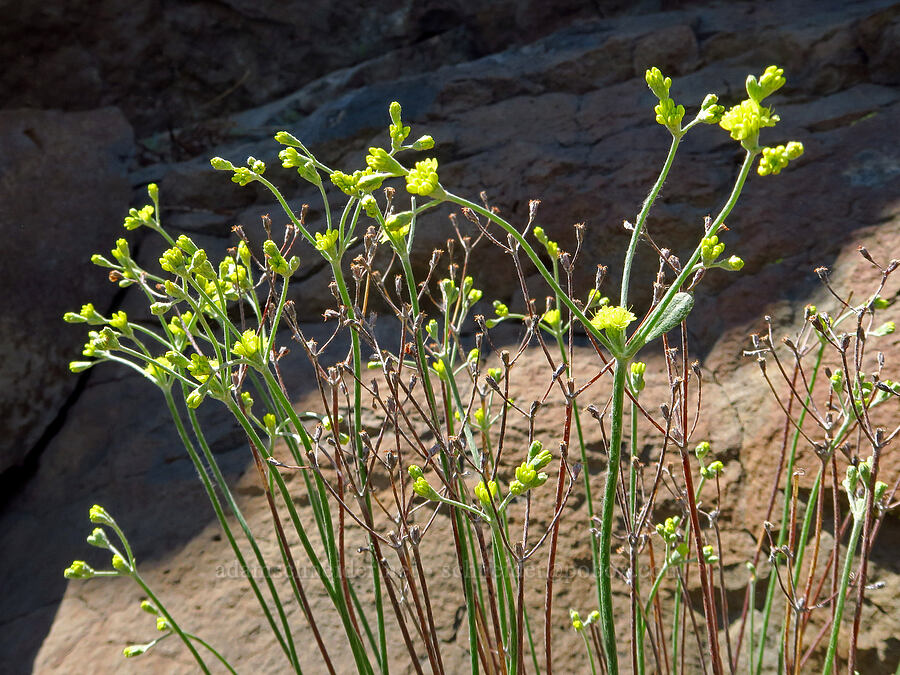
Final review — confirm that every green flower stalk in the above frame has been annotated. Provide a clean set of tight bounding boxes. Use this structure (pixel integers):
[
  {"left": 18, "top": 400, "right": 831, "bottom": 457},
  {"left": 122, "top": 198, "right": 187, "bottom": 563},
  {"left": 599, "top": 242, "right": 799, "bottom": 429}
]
[{"left": 64, "top": 506, "right": 230, "bottom": 674}]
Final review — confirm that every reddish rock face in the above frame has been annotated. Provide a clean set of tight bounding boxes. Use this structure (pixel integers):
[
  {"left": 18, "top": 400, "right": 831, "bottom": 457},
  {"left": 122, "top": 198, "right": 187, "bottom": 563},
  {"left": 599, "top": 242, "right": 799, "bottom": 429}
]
[{"left": 2, "top": 1, "right": 899, "bottom": 672}]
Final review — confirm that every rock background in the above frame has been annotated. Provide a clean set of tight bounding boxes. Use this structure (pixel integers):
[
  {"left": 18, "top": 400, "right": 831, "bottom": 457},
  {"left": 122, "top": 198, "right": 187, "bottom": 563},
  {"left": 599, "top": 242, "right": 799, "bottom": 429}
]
[{"left": 1, "top": 0, "right": 899, "bottom": 672}]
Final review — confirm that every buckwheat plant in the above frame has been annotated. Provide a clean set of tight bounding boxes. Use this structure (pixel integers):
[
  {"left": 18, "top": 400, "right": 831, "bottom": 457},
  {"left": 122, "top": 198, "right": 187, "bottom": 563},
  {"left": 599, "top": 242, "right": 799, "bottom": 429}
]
[{"left": 63, "top": 65, "right": 898, "bottom": 674}]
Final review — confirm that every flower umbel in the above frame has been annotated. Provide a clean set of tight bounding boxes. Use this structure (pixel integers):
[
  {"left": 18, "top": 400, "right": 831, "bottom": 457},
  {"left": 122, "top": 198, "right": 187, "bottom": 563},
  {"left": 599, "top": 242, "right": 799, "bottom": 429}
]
[
  {"left": 405, "top": 158, "right": 440, "bottom": 196},
  {"left": 591, "top": 305, "right": 636, "bottom": 333}
]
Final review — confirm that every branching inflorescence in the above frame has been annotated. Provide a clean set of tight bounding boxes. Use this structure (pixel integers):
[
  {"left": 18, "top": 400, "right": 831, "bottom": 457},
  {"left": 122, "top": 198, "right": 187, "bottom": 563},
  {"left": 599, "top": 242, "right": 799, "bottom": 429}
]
[{"left": 63, "top": 66, "right": 897, "bottom": 674}]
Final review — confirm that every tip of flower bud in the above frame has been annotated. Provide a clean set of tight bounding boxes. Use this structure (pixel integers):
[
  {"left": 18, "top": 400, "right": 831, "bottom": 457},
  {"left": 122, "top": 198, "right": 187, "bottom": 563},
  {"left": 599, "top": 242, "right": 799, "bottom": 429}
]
[{"left": 210, "top": 157, "right": 235, "bottom": 171}]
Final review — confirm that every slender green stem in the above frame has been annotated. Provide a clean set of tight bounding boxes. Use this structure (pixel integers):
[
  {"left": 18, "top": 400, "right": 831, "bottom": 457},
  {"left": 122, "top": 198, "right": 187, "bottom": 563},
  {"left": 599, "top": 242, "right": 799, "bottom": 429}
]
[
  {"left": 393, "top": 238, "right": 482, "bottom": 672},
  {"left": 256, "top": 175, "right": 315, "bottom": 244},
  {"left": 597, "top": 359, "right": 627, "bottom": 674},
  {"left": 549, "top": 321, "right": 602, "bottom": 622},
  {"left": 443, "top": 192, "right": 617, "bottom": 356},
  {"left": 186, "top": 632, "right": 240, "bottom": 675},
  {"left": 621, "top": 134, "right": 681, "bottom": 308},
  {"left": 672, "top": 581, "right": 682, "bottom": 675},
  {"left": 582, "top": 628, "right": 599, "bottom": 675},
  {"left": 755, "top": 341, "right": 825, "bottom": 675},
  {"left": 131, "top": 571, "right": 211, "bottom": 674},
  {"left": 748, "top": 570, "right": 756, "bottom": 675},
  {"left": 630, "top": 399, "right": 645, "bottom": 675},
  {"left": 821, "top": 503, "right": 865, "bottom": 674},
  {"left": 227, "top": 396, "right": 374, "bottom": 673},
  {"left": 170, "top": 392, "right": 300, "bottom": 670},
  {"left": 643, "top": 560, "right": 670, "bottom": 617},
  {"left": 629, "top": 149, "right": 757, "bottom": 353}
]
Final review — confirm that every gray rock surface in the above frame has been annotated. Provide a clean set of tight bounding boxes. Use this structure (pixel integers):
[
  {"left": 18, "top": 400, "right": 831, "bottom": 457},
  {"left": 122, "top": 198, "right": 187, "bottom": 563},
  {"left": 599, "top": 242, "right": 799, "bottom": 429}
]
[{"left": 0, "top": 108, "right": 133, "bottom": 474}]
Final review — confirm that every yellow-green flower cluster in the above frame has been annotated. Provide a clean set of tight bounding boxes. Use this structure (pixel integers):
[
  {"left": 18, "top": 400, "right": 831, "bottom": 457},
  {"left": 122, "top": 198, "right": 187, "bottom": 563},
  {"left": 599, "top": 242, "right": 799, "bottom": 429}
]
[
  {"left": 541, "top": 308, "right": 561, "bottom": 330},
  {"left": 210, "top": 156, "right": 265, "bottom": 186},
  {"left": 630, "top": 361, "right": 646, "bottom": 392},
  {"left": 361, "top": 194, "right": 380, "bottom": 218},
  {"left": 700, "top": 235, "right": 743, "bottom": 271},
  {"left": 408, "top": 465, "right": 441, "bottom": 501},
  {"left": 719, "top": 99, "right": 779, "bottom": 144},
  {"left": 389, "top": 101, "right": 411, "bottom": 150},
  {"left": 697, "top": 94, "right": 725, "bottom": 124},
  {"left": 218, "top": 257, "right": 251, "bottom": 293},
  {"left": 509, "top": 442, "right": 552, "bottom": 496},
  {"left": 645, "top": 67, "right": 684, "bottom": 134},
  {"left": 718, "top": 66, "right": 786, "bottom": 148},
  {"left": 533, "top": 226, "right": 558, "bottom": 259},
  {"left": 64, "top": 560, "right": 97, "bottom": 579},
  {"left": 365, "top": 147, "right": 408, "bottom": 177},
  {"left": 232, "top": 329, "right": 261, "bottom": 360},
  {"left": 655, "top": 515, "right": 681, "bottom": 544},
  {"left": 314, "top": 230, "right": 340, "bottom": 259},
  {"left": 64, "top": 303, "right": 105, "bottom": 325},
  {"left": 187, "top": 353, "right": 217, "bottom": 383},
  {"left": 123, "top": 204, "right": 155, "bottom": 230},
  {"left": 263, "top": 239, "right": 300, "bottom": 277},
  {"left": 590, "top": 305, "right": 636, "bottom": 333},
  {"left": 700, "top": 235, "right": 725, "bottom": 266},
  {"left": 412, "top": 135, "right": 434, "bottom": 151},
  {"left": 464, "top": 276, "right": 481, "bottom": 303},
  {"left": 586, "top": 289, "right": 608, "bottom": 309},
  {"left": 405, "top": 158, "right": 440, "bottom": 196},
  {"left": 700, "top": 460, "right": 724, "bottom": 480},
  {"left": 570, "top": 609, "right": 584, "bottom": 632},
  {"left": 278, "top": 147, "right": 320, "bottom": 184},
  {"left": 330, "top": 168, "right": 386, "bottom": 197},
  {"left": 474, "top": 479, "right": 499, "bottom": 507},
  {"left": 382, "top": 211, "right": 413, "bottom": 241},
  {"left": 757, "top": 142, "right": 804, "bottom": 176},
  {"left": 142, "top": 356, "right": 173, "bottom": 382},
  {"left": 746, "top": 65, "right": 786, "bottom": 104},
  {"left": 82, "top": 327, "right": 119, "bottom": 356}
]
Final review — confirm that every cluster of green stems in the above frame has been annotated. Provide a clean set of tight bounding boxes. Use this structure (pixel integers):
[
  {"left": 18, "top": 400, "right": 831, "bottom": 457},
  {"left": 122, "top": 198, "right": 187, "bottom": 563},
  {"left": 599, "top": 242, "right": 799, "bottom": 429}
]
[{"left": 63, "top": 65, "right": 898, "bottom": 675}]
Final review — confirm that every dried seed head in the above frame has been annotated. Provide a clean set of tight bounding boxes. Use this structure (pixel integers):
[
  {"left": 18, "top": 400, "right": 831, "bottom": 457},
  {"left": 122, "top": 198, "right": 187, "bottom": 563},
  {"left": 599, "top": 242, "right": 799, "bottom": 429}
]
[
  {"left": 857, "top": 246, "right": 876, "bottom": 265},
  {"left": 409, "top": 526, "right": 421, "bottom": 546}
]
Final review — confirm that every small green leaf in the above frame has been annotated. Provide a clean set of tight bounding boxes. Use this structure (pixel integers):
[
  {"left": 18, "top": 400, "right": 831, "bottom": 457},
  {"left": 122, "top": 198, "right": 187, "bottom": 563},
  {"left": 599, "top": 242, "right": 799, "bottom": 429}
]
[{"left": 644, "top": 292, "right": 694, "bottom": 343}]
